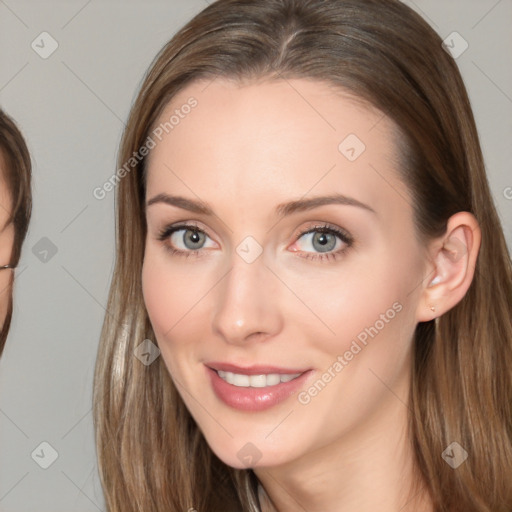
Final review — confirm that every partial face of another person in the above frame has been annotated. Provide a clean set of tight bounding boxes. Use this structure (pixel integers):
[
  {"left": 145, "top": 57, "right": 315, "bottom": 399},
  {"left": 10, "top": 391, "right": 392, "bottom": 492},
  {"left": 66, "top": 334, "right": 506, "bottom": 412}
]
[
  {"left": 142, "top": 78, "right": 430, "bottom": 469},
  {"left": 0, "top": 151, "right": 15, "bottom": 326}
]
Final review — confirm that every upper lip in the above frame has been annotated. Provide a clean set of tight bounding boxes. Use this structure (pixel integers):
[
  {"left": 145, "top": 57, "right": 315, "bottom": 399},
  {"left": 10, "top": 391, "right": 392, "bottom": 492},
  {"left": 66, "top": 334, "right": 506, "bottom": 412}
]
[{"left": 206, "top": 362, "right": 310, "bottom": 375}]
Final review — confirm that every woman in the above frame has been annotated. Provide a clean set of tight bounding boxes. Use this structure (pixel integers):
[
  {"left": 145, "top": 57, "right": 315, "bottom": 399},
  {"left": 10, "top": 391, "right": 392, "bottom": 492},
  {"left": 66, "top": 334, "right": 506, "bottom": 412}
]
[
  {"left": 0, "top": 109, "right": 32, "bottom": 356},
  {"left": 93, "top": 0, "right": 512, "bottom": 510}
]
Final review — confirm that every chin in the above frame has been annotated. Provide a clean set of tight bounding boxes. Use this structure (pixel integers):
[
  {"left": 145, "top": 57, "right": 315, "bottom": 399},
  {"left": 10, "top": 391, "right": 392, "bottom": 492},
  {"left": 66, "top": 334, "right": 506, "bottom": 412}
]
[{"left": 203, "top": 434, "right": 295, "bottom": 470}]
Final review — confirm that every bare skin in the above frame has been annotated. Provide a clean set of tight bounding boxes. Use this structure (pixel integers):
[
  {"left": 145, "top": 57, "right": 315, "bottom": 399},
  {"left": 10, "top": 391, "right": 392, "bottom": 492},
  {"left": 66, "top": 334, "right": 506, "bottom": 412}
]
[
  {"left": 142, "top": 77, "right": 480, "bottom": 512},
  {"left": 0, "top": 152, "right": 15, "bottom": 326}
]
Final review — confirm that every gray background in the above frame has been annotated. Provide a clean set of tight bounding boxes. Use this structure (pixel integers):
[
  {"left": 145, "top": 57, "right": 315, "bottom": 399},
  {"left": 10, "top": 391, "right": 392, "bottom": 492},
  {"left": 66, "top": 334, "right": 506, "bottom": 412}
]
[{"left": 0, "top": 1, "right": 510, "bottom": 511}]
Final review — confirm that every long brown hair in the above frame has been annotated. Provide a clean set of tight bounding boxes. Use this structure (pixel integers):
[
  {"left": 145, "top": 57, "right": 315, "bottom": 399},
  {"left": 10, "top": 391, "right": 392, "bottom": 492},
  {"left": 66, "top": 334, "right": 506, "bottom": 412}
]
[
  {"left": 0, "top": 109, "right": 32, "bottom": 355},
  {"left": 93, "top": 1, "right": 512, "bottom": 510}
]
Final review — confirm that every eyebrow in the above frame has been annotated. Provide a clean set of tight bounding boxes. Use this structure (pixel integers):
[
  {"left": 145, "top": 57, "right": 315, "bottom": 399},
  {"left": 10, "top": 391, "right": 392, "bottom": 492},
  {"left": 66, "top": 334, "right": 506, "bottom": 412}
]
[{"left": 146, "top": 192, "right": 376, "bottom": 217}]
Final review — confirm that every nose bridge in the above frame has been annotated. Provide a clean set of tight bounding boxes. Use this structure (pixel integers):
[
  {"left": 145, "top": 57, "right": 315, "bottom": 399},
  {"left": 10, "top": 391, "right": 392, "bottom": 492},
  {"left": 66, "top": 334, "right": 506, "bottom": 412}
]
[{"left": 211, "top": 245, "right": 282, "bottom": 344}]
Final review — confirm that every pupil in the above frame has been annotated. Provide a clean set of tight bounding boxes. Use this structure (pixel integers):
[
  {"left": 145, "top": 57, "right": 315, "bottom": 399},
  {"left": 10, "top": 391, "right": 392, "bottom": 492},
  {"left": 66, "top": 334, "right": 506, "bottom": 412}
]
[
  {"left": 185, "top": 230, "right": 203, "bottom": 248},
  {"left": 313, "top": 232, "right": 335, "bottom": 253}
]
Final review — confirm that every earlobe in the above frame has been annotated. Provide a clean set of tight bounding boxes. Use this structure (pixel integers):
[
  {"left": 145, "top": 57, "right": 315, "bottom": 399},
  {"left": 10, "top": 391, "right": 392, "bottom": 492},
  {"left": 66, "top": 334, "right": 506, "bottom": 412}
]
[{"left": 416, "top": 212, "right": 481, "bottom": 323}]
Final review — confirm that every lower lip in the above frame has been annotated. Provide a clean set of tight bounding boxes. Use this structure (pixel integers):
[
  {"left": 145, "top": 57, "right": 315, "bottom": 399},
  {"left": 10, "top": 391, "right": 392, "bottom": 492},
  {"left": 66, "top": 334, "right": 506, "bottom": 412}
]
[{"left": 206, "top": 366, "right": 312, "bottom": 412}]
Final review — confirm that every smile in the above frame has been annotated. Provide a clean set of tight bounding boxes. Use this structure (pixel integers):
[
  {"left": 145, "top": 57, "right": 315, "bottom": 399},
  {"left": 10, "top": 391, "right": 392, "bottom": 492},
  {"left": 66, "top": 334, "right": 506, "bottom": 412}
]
[{"left": 216, "top": 370, "right": 302, "bottom": 387}]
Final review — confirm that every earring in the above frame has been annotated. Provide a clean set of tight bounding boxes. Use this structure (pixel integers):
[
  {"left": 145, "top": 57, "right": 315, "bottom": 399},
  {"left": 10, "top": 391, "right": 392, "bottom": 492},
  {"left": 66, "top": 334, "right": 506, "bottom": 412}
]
[{"left": 429, "top": 305, "right": 436, "bottom": 312}]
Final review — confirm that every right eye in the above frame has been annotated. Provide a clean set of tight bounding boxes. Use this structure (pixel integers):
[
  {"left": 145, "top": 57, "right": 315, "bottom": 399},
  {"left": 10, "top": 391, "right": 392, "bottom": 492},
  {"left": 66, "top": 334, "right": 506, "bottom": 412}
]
[{"left": 158, "top": 223, "right": 216, "bottom": 257}]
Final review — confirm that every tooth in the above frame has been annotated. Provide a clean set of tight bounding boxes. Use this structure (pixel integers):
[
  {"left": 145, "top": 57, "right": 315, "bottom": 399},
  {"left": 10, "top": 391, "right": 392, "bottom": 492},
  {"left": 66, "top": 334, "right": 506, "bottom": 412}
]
[
  {"left": 232, "top": 373, "right": 250, "bottom": 387},
  {"left": 266, "top": 374, "right": 281, "bottom": 386},
  {"left": 249, "top": 375, "right": 267, "bottom": 387},
  {"left": 280, "top": 373, "right": 300, "bottom": 383},
  {"left": 216, "top": 370, "right": 302, "bottom": 387}
]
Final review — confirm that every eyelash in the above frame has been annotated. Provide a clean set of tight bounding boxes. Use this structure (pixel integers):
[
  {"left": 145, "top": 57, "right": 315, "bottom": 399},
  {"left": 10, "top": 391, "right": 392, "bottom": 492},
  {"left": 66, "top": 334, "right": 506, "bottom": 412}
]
[{"left": 157, "top": 222, "right": 354, "bottom": 263}]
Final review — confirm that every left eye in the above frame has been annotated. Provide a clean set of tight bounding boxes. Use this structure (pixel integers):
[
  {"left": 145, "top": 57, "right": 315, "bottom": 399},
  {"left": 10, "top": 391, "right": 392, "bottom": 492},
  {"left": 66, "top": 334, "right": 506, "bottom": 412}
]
[{"left": 292, "top": 226, "right": 351, "bottom": 254}]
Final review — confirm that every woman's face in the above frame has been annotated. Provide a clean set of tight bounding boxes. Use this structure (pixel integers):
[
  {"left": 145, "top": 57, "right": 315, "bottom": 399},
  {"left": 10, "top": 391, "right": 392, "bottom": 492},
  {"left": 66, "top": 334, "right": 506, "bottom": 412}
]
[
  {"left": 142, "top": 78, "right": 430, "bottom": 469},
  {"left": 0, "top": 153, "right": 15, "bottom": 325}
]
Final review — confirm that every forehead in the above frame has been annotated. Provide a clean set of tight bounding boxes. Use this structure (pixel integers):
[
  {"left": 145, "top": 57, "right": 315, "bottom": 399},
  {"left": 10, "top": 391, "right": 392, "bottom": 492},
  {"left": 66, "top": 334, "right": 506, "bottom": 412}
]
[{"left": 145, "top": 77, "right": 410, "bottom": 219}]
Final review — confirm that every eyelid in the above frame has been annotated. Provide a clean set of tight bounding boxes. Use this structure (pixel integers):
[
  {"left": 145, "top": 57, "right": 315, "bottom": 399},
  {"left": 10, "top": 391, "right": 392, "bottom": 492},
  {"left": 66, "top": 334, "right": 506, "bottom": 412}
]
[
  {"left": 157, "top": 220, "right": 354, "bottom": 262},
  {"left": 157, "top": 221, "right": 351, "bottom": 243},
  {"left": 286, "top": 222, "right": 353, "bottom": 260},
  {"left": 158, "top": 220, "right": 212, "bottom": 239},
  {"left": 292, "top": 222, "right": 353, "bottom": 245}
]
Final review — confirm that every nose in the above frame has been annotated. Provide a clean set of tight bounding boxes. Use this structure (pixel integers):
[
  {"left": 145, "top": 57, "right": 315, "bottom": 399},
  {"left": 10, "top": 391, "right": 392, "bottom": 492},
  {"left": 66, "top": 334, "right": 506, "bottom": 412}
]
[{"left": 211, "top": 250, "right": 283, "bottom": 345}]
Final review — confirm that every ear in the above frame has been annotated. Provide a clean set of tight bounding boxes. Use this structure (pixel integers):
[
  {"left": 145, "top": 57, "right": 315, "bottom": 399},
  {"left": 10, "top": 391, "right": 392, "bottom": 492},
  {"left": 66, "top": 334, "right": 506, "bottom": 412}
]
[{"left": 416, "top": 211, "right": 481, "bottom": 322}]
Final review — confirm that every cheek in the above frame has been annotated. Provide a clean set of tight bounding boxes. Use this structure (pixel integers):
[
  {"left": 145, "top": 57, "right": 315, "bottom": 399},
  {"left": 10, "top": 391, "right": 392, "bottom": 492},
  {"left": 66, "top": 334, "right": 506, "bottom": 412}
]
[
  {"left": 141, "top": 234, "right": 421, "bottom": 360},
  {"left": 0, "top": 277, "right": 11, "bottom": 323},
  {"left": 141, "top": 248, "right": 216, "bottom": 367},
  {"left": 284, "top": 256, "right": 404, "bottom": 342},
  {"left": 142, "top": 254, "right": 190, "bottom": 335},
  {"left": 290, "top": 249, "right": 420, "bottom": 378},
  {"left": 0, "top": 227, "right": 13, "bottom": 326}
]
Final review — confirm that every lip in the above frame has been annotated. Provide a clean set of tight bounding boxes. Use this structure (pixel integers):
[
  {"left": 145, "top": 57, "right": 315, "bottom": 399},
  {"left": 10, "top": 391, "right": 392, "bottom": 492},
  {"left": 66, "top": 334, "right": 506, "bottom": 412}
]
[
  {"left": 206, "top": 362, "right": 310, "bottom": 375},
  {"left": 205, "top": 364, "right": 313, "bottom": 412}
]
